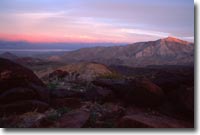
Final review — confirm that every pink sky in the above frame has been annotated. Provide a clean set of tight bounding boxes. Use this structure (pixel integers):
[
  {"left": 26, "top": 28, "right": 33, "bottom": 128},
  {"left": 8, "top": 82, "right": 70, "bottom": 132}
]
[{"left": 0, "top": 0, "right": 194, "bottom": 43}]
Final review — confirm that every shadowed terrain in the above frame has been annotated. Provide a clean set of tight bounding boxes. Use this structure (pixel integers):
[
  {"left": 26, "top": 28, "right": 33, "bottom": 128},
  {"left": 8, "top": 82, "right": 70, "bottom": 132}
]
[{"left": 0, "top": 37, "right": 194, "bottom": 128}]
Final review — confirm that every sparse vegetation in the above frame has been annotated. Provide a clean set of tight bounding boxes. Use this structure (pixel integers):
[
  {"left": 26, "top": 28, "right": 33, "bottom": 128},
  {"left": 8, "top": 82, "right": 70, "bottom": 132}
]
[
  {"left": 47, "top": 107, "right": 72, "bottom": 122},
  {"left": 0, "top": 51, "right": 194, "bottom": 128},
  {"left": 47, "top": 82, "right": 59, "bottom": 90},
  {"left": 46, "top": 113, "right": 60, "bottom": 121},
  {"left": 56, "top": 107, "right": 72, "bottom": 115},
  {"left": 89, "top": 111, "right": 98, "bottom": 127}
]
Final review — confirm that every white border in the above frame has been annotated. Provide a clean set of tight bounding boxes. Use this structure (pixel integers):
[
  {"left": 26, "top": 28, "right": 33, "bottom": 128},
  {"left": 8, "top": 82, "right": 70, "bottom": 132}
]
[{"left": 0, "top": 0, "right": 199, "bottom": 134}]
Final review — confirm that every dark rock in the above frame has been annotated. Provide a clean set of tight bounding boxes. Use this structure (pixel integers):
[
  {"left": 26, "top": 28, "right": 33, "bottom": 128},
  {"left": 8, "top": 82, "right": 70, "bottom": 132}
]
[
  {"left": 29, "top": 83, "right": 50, "bottom": 103},
  {"left": 178, "top": 87, "right": 194, "bottom": 113},
  {"left": 117, "top": 113, "right": 193, "bottom": 128},
  {"left": 0, "top": 88, "right": 37, "bottom": 104},
  {"left": 0, "top": 58, "right": 50, "bottom": 115},
  {"left": 57, "top": 109, "right": 90, "bottom": 128},
  {"left": 51, "top": 98, "right": 82, "bottom": 109},
  {"left": 153, "top": 71, "right": 193, "bottom": 93},
  {"left": 0, "top": 112, "right": 55, "bottom": 128},
  {"left": 0, "top": 58, "right": 45, "bottom": 93},
  {"left": 154, "top": 71, "right": 194, "bottom": 117},
  {"left": 0, "top": 100, "right": 49, "bottom": 115},
  {"left": 84, "top": 86, "right": 114, "bottom": 102},
  {"left": 93, "top": 78, "right": 164, "bottom": 106},
  {"left": 32, "top": 117, "right": 56, "bottom": 128},
  {"left": 131, "top": 78, "right": 164, "bottom": 106},
  {"left": 51, "top": 89, "right": 84, "bottom": 99},
  {"left": 172, "top": 86, "right": 194, "bottom": 117},
  {"left": 101, "top": 103, "right": 125, "bottom": 120}
]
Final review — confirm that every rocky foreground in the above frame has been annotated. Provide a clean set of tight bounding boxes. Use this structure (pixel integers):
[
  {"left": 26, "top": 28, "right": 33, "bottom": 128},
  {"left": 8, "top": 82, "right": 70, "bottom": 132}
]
[{"left": 0, "top": 58, "right": 194, "bottom": 128}]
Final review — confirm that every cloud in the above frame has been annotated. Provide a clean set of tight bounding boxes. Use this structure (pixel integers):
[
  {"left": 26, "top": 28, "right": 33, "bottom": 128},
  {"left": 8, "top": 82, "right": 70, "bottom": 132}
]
[
  {"left": 0, "top": 0, "right": 194, "bottom": 43},
  {"left": 179, "top": 36, "right": 194, "bottom": 42},
  {"left": 14, "top": 11, "right": 66, "bottom": 19},
  {"left": 120, "top": 28, "right": 170, "bottom": 37}
]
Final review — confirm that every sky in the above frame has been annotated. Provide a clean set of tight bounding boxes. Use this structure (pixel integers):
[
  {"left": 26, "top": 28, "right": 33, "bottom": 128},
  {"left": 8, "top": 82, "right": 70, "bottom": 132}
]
[{"left": 0, "top": 0, "right": 194, "bottom": 43}]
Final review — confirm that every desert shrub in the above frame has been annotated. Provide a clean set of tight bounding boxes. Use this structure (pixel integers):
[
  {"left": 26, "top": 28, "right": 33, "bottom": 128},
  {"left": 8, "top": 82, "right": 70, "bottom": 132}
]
[
  {"left": 47, "top": 113, "right": 59, "bottom": 121},
  {"left": 89, "top": 111, "right": 98, "bottom": 126},
  {"left": 46, "top": 107, "right": 72, "bottom": 121},
  {"left": 47, "top": 107, "right": 72, "bottom": 121},
  {"left": 56, "top": 107, "right": 72, "bottom": 115},
  {"left": 47, "top": 82, "right": 58, "bottom": 90},
  {"left": 83, "top": 111, "right": 98, "bottom": 128}
]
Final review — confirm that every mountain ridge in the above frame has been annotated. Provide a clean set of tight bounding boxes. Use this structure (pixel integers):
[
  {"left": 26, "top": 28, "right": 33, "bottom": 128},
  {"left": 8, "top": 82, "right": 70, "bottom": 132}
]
[{"left": 56, "top": 37, "right": 193, "bottom": 67}]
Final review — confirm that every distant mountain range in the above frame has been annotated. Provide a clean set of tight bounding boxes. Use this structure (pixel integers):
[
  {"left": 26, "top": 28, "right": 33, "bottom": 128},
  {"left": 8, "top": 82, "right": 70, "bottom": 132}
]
[
  {"left": 53, "top": 37, "right": 194, "bottom": 67},
  {"left": 0, "top": 40, "right": 121, "bottom": 50},
  {"left": 0, "top": 52, "right": 19, "bottom": 60},
  {"left": 0, "top": 52, "right": 46, "bottom": 65},
  {"left": 0, "top": 37, "right": 194, "bottom": 67}
]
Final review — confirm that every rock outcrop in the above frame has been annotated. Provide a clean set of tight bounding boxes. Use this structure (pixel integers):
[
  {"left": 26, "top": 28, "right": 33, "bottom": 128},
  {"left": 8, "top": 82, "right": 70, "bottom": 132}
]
[
  {"left": 0, "top": 58, "right": 50, "bottom": 115},
  {"left": 93, "top": 78, "right": 164, "bottom": 106},
  {"left": 40, "top": 62, "right": 113, "bottom": 82},
  {"left": 117, "top": 113, "right": 193, "bottom": 128},
  {"left": 56, "top": 109, "right": 90, "bottom": 128}
]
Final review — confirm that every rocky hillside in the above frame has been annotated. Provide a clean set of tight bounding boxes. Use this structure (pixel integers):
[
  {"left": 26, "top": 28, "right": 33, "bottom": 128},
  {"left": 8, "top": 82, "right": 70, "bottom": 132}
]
[
  {"left": 0, "top": 58, "right": 194, "bottom": 128},
  {"left": 0, "top": 58, "right": 50, "bottom": 115},
  {"left": 59, "top": 37, "right": 194, "bottom": 67},
  {"left": 37, "top": 62, "right": 113, "bottom": 83}
]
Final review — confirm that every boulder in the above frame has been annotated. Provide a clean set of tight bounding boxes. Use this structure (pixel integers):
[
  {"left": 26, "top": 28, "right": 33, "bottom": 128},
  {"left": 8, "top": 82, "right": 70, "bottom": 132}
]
[
  {"left": 51, "top": 89, "right": 84, "bottom": 99},
  {"left": 178, "top": 87, "right": 194, "bottom": 113},
  {"left": 93, "top": 78, "right": 164, "bottom": 106},
  {"left": 51, "top": 98, "right": 82, "bottom": 109},
  {"left": 149, "top": 69, "right": 194, "bottom": 118},
  {"left": 0, "top": 88, "right": 37, "bottom": 104},
  {"left": 173, "top": 86, "right": 194, "bottom": 117},
  {"left": 131, "top": 78, "right": 164, "bottom": 106},
  {"left": 0, "top": 58, "right": 45, "bottom": 93},
  {"left": 0, "top": 58, "right": 50, "bottom": 115},
  {"left": 0, "top": 112, "right": 55, "bottom": 128},
  {"left": 101, "top": 103, "right": 125, "bottom": 120},
  {"left": 80, "top": 102, "right": 124, "bottom": 128},
  {"left": 117, "top": 113, "right": 193, "bottom": 128},
  {"left": 84, "top": 86, "right": 114, "bottom": 102},
  {"left": 0, "top": 100, "right": 49, "bottom": 115},
  {"left": 13, "top": 112, "right": 46, "bottom": 128},
  {"left": 29, "top": 83, "right": 50, "bottom": 103},
  {"left": 56, "top": 109, "right": 90, "bottom": 128}
]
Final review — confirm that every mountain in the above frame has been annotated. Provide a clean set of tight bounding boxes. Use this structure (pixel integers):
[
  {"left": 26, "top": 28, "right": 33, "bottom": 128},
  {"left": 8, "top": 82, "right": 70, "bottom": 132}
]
[
  {"left": 0, "top": 52, "right": 18, "bottom": 60},
  {"left": 0, "top": 40, "right": 121, "bottom": 50},
  {"left": 58, "top": 37, "right": 194, "bottom": 67},
  {"left": 0, "top": 52, "right": 46, "bottom": 65},
  {"left": 36, "top": 62, "right": 113, "bottom": 82},
  {"left": 15, "top": 57, "right": 45, "bottom": 65}
]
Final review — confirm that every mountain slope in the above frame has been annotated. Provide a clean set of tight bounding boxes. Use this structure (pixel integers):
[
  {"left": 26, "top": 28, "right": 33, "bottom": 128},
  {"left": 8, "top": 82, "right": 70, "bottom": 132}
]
[
  {"left": 36, "top": 62, "right": 113, "bottom": 82},
  {"left": 60, "top": 37, "right": 194, "bottom": 67},
  {"left": 0, "top": 58, "right": 49, "bottom": 115},
  {"left": 0, "top": 52, "right": 18, "bottom": 60}
]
